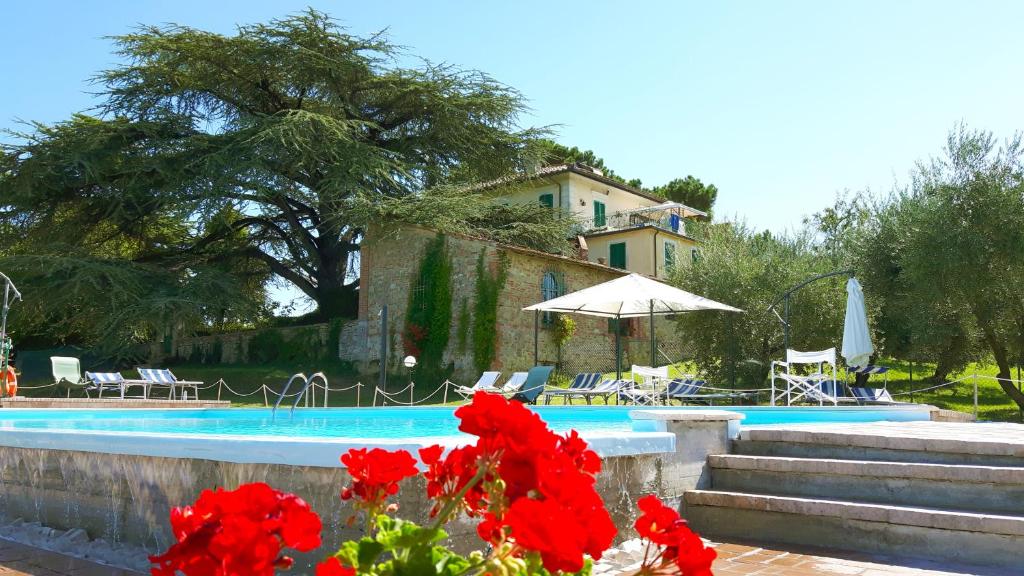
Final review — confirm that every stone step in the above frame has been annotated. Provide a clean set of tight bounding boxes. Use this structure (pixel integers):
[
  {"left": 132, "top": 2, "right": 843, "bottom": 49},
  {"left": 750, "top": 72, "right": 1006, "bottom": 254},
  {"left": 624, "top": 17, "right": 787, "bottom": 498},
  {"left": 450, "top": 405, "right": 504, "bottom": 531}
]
[
  {"left": 708, "top": 454, "right": 1024, "bottom": 514},
  {"left": 683, "top": 489, "right": 1024, "bottom": 569},
  {"left": 735, "top": 423, "right": 1024, "bottom": 467}
]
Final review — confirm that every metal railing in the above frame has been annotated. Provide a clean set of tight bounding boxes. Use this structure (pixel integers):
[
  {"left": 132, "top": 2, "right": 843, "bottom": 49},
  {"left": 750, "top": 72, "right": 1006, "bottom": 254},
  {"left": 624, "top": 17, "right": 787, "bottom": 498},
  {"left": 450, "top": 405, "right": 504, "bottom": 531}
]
[{"left": 574, "top": 211, "right": 686, "bottom": 236}]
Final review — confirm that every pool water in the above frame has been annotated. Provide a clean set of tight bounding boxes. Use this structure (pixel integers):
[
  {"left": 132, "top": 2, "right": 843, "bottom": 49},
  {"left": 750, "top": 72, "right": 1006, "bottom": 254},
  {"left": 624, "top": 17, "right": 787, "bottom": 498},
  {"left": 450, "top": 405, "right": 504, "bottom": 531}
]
[{"left": 0, "top": 405, "right": 932, "bottom": 440}]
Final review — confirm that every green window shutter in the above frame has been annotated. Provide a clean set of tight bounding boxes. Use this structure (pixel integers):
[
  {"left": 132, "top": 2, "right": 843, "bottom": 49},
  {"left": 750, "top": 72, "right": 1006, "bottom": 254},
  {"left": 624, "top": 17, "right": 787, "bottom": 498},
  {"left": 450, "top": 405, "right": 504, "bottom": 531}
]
[
  {"left": 609, "top": 242, "right": 626, "bottom": 269},
  {"left": 594, "top": 200, "right": 606, "bottom": 227},
  {"left": 664, "top": 242, "right": 676, "bottom": 271},
  {"left": 539, "top": 193, "right": 554, "bottom": 208}
]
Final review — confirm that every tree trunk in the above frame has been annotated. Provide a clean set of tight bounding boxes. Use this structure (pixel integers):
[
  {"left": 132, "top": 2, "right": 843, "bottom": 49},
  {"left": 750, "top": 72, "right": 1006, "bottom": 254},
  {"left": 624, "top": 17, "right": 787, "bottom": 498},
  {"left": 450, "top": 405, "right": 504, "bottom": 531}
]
[{"left": 980, "top": 325, "right": 1024, "bottom": 411}]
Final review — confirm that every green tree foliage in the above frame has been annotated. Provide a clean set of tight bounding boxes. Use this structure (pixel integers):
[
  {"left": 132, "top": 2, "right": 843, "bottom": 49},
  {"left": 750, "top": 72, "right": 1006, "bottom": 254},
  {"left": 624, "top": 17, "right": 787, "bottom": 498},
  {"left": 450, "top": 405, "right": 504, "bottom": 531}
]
[
  {"left": 0, "top": 10, "right": 548, "bottom": 322},
  {"left": 671, "top": 222, "right": 847, "bottom": 387},
  {"left": 651, "top": 176, "right": 718, "bottom": 216},
  {"left": 403, "top": 235, "right": 453, "bottom": 384},
  {"left": 538, "top": 140, "right": 719, "bottom": 214},
  {"left": 472, "top": 249, "right": 509, "bottom": 373},
  {"left": 539, "top": 140, "right": 626, "bottom": 182},
  {"left": 854, "top": 127, "right": 1024, "bottom": 409}
]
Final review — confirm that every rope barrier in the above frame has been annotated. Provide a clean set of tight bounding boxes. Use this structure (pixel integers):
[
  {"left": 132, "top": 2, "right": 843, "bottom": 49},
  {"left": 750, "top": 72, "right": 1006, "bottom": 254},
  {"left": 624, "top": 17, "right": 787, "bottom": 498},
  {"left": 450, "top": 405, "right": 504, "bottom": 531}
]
[
  {"left": 11, "top": 382, "right": 58, "bottom": 390},
  {"left": 370, "top": 381, "right": 449, "bottom": 406}
]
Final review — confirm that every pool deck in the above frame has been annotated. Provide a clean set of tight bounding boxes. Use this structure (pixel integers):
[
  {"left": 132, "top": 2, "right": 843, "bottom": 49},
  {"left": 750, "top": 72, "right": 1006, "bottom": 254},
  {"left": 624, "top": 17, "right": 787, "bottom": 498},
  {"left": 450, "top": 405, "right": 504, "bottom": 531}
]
[
  {"left": 0, "top": 536, "right": 993, "bottom": 576},
  {"left": 743, "top": 420, "right": 1024, "bottom": 455}
]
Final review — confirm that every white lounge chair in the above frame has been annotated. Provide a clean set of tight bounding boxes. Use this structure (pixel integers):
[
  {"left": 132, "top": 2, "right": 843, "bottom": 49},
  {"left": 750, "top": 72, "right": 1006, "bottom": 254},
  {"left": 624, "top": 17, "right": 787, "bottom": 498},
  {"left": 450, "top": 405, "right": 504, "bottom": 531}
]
[
  {"left": 137, "top": 367, "right": 202, "bottom": 400},
  {"left": 498, "top": 372, "right": 528, "bottom": 396},
  {"left": 453, "top": 371, "right": 502, "bottom": 399},
  {"left": 51, "top": 356, "right": 85, "bottom": 397}
]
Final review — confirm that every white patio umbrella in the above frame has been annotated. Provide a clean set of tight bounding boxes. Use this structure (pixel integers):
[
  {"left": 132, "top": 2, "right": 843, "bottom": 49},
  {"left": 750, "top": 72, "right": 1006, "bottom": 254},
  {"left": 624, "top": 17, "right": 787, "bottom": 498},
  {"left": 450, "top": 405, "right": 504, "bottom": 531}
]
[
  {"left": 841, "top": 277, "right": 873, "bottom": 367},
  {"left": 523, "top": 273, "right": 742, "bottom": 377}
]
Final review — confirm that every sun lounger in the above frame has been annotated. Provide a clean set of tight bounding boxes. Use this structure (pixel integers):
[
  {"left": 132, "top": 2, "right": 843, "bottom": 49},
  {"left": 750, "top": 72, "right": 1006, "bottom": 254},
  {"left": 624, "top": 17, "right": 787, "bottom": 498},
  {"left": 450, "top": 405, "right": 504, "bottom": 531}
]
[
  {"left": 51, "top": 356, "right": 86, "bottom": 397},
  {"left": 850, "top": 386, "right": 896, "bottom": 404},
  {"left": 498, "top": 372, "right": 528, "bottom": 396},
  {"left": 137, "top": 367, "right": 202, "bottom": 400},
  {"left": 510, "top": 366, "right": 555, "bottom": 405},
  {"left": 84, "top": 371, "right": 148, "bottom": 399},
  {"left": 573, "top": 379, "right": 628, "bottom": 404},
  {"left": 543, "top": 372, "right": 602, "bottom": 405},
  {"left": 453, "top": 371, "right": 502, "bottom": 399}
]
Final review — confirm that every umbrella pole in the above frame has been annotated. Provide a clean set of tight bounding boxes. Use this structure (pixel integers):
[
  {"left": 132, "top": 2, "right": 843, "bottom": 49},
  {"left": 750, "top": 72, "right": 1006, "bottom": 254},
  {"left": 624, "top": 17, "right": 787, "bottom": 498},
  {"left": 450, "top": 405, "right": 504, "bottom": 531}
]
[
  {"left": 533, "top": 310, "right": 539, "bottom": 366},
  {"left": 615, "top": 314, "right": 622, "bottom": 380},
  {"left": 650, "top": 301, "right": 656, "bottom": 367}
]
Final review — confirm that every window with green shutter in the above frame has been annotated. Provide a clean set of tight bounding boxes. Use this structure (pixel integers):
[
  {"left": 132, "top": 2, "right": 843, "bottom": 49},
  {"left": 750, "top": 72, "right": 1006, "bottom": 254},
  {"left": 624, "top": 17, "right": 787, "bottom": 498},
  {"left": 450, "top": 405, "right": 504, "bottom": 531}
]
[
  {"left": 609, "top": 242, "right": 626, "bottom": 269},
  {"left": 593, "top": 200, "right": 606, "bottom": 227},
  {"left": 539, "top": 193, "right": 554, "bottom": 208},
  {"left": 664, "top": 241, "right": 676, "bottom": 272}
]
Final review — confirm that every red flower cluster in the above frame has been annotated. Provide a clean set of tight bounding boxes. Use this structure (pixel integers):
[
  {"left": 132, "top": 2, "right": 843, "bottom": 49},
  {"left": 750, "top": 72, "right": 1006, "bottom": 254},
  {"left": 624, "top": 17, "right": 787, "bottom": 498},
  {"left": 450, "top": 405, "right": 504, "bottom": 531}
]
[
  {"left": 635, "top": 495, "right": 717, "bottom": 576},
  {"left": 427, "top": 391, "right": 617, "bottom": 573},
  {"left": 315, "top": 557, "right": 355, "bottom": 576},
  {"left": 340, "top": 447, "right": 419, "bottom": 509},
  {"left": 149, "top": 482, "right": 322, "bottom": 576}
]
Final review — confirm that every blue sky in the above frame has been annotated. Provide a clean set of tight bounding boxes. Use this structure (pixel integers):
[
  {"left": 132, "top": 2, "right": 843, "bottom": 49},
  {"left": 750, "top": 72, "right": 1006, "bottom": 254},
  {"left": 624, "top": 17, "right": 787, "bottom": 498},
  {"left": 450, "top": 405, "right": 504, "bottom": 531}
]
[{"left": 4, "top": 1, "right": 1024, "bottom": 310}]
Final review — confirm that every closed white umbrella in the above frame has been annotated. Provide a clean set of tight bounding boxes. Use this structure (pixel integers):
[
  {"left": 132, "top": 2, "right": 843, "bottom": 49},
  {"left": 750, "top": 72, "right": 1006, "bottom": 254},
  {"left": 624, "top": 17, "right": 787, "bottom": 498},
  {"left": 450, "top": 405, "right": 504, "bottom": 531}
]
[{"left": 841, "top": 277, "right": 873, "bottom": 367}]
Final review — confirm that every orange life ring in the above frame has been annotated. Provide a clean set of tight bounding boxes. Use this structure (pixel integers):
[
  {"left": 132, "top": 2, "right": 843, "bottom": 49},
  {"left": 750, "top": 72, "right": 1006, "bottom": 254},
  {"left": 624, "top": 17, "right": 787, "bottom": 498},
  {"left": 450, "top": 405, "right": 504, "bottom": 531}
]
[{"left": 2, "top": 366, "right": 16, "bottom": 397}]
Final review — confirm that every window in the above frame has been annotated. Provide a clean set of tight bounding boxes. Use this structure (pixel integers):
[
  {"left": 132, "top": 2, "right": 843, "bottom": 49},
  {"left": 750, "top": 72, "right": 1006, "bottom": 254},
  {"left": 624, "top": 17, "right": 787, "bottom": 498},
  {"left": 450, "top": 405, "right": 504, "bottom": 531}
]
[
  {"left": 691, "top": 247, "right": 700, "bottom": 263},
  {"left": 609, "top": 242, "right": 626, "bottom": 269},
  {"left": 607, "top": 317, "right": 638, "bottom": 336},
  {"left": 540, "top": 271, "right": 564, "bottom": 326},
  {"left": 664, "top": 241, "right": 677, "bottom": 272},
  {"left": 593, "top": 200, "right": 606, "bottom": 227},
  {"left": 539, "top": 193, "right": 554, "bottom": 208}
]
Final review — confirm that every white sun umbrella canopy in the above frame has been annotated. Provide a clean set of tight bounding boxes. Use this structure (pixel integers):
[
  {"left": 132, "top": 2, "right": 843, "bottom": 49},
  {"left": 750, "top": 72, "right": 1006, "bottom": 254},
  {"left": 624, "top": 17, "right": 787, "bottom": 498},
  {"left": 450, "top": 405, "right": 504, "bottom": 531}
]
[
  {"left": 523, "top": 273, "right": 742, "bottom": 376},
  {"left": 523, "top": 273, "right": 742, "bottom": 318},
  {"left": 841, "top": 277, "right": 873, "bottom": 368}
]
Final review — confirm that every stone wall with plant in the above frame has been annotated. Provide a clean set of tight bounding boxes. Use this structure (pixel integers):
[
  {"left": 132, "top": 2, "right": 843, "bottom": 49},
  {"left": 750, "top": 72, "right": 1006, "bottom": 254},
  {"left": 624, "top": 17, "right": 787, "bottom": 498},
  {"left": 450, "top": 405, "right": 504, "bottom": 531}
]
[{"left": 356, "top": 225, "right": 685, "bottom": 384}]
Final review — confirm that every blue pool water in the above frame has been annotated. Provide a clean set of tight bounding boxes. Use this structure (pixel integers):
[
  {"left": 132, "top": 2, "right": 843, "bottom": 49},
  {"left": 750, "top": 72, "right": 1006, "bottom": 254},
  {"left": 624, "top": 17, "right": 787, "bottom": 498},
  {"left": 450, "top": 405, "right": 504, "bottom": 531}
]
[{"left": 0, "top": 405, "right": 932, "bottom": 439}]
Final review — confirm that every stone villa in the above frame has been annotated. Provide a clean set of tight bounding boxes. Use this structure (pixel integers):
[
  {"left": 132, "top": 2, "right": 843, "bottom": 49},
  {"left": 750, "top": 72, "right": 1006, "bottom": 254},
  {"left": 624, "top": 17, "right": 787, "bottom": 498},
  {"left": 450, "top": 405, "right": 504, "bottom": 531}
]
[{"left": 340, "top": 163, "right": 705, "bottom": 383}]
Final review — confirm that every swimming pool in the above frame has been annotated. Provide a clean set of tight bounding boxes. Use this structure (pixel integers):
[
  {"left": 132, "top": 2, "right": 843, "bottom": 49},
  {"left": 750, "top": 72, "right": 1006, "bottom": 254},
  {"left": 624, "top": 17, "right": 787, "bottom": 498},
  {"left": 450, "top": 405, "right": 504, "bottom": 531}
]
[
  {"left": 0, "top": 404, "right": 934, "bottom": 438},
  {"left": 0, "top": 404, "right": 933, "bottom": 466}
]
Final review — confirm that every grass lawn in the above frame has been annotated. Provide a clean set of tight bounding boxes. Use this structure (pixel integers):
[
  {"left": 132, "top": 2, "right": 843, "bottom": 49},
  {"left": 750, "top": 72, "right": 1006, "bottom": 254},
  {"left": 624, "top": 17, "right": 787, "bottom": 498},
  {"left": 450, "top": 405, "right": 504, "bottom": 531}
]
[{"left": 15, "top": 359, "right": 1024, "bottom": 422}]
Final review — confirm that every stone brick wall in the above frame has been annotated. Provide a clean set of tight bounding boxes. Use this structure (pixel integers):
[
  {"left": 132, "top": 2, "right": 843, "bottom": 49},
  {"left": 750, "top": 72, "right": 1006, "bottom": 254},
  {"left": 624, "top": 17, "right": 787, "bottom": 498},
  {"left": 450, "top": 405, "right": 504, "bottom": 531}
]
[{"left": 357, "top": 225, "right": 686, "bottom": 383}]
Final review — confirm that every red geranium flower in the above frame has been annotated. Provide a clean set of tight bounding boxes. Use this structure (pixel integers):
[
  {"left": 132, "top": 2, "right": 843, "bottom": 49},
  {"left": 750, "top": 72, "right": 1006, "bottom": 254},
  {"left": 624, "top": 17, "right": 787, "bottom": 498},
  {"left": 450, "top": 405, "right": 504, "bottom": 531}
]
[
  {"left": 340, "top": 447, "right": 419, "bottom": 507},
  {"left": 315, "top": 557, "right": 355, "bottom": 576},
  {"left": 635, "top": 495, "right": 717, "bottom": 576},
  {"left": 149, "top": 482, "right": 322, "bottom": 576},
  {"left": 418, "top": 444, "right": 488, "bottom": 518}
]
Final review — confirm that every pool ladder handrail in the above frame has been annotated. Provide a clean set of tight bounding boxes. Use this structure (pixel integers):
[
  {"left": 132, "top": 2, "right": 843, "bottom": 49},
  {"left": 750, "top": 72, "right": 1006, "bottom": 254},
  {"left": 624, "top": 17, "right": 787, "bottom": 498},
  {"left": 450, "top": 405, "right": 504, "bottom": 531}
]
[
  {"left": 290, "top": 371, "right": 327, "bottom": 413},
  {"left": 272, "top": 373, "right": 307, "bottom": 417}
]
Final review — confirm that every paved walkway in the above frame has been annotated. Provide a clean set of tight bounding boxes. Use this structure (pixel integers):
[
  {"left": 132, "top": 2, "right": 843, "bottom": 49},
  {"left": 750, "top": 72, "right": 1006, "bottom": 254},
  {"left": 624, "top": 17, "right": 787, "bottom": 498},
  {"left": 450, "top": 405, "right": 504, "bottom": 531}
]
[
  {"left": 710, "top": 540, "right": 1002, "bottom": 575},
  {"left": 0, "top": 539, "right": 141, "bottom": 576},
  {"left": 0, "top": 537, "right": 1001, "bottom": 576}
]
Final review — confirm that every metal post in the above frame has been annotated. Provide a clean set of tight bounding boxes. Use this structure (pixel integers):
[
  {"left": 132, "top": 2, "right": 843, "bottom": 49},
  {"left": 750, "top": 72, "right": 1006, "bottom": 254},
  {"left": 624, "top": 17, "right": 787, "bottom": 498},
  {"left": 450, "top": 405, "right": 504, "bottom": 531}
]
[
  {"left": 783, "top": 295, "right": 790, "bottom": 353},
  {"left": 533, "top": 310, "right": 539, "bottom": 366},
  {"left": 356, "top": 382, "right": 361, "bottom": 407},
  {"left": 379, "top": 305, "right": 388, "bottom": 396},
  {"left": 217, "top": 379, "right": 222, "bottom": 401},
  {"left": 649, "top": 301, "right": 656, "bottom": 367},
  {"left": 615, "top": 314, "right": 622, "bottom": 380},
  {"left": 409, "top": 381, "right": 415, "bottom": 406},
  {"left": 973, "top": 372, "right": 979, "bottom": 418},
  {"left": 0, "top": 281, "right": 10, "bottom": 398},
  {"left": 442, "top": 381, "right": 449, "bottom": 405}
]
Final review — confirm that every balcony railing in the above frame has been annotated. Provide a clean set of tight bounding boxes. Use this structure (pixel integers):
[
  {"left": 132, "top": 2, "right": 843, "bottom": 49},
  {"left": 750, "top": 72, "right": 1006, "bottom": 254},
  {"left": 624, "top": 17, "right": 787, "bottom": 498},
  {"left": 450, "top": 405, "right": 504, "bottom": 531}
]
[{"left": 574, "top": 210, "right": 687, "bottom": 237}]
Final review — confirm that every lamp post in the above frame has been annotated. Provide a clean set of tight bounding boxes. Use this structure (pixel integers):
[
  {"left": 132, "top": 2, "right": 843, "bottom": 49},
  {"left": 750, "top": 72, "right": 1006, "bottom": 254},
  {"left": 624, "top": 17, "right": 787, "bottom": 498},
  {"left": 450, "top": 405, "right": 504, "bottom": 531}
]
[{"left": 403, "top": 355, "right": 417, "bottom": 406}]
